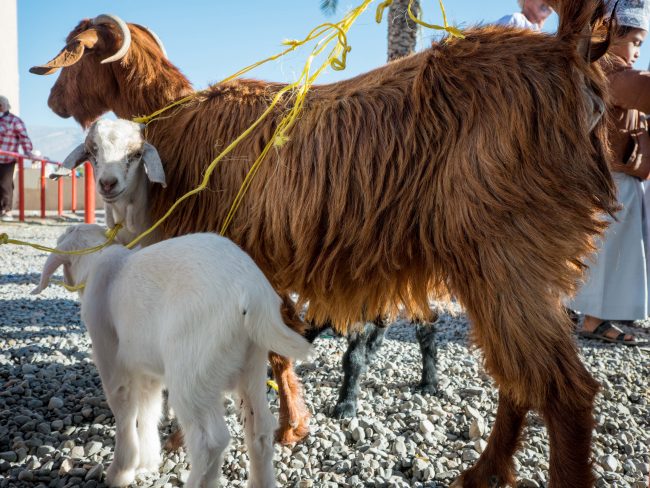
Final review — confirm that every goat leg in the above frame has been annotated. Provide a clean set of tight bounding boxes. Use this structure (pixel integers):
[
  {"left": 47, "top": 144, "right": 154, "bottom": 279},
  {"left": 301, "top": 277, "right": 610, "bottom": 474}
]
[
  {"left": 542, "top": 362, "right": 598, "bottom": 488},
  {"left": 415, "top": 316, "right": 438, "bottom": 394},
  {"left": 454, "top": 392, "right": 527, "bottom": 488},
  {"left": 270, "top": 352, "right": 310, "bottom": 444},
  {"left": 333, "top": 318, "right": 386, "bottom": 418}
]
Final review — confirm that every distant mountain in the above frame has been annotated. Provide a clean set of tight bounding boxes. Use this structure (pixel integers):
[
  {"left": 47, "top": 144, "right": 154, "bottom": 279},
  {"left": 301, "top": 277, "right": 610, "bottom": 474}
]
[{"left": 27, "top": 125, "right": 85, "bottom": 163}]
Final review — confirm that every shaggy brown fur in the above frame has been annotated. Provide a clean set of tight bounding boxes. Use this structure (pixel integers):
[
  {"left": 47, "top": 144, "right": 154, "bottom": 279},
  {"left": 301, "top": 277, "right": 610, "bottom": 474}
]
[{"left": 33, "top": 1, "right": 617, "bottom": 484}]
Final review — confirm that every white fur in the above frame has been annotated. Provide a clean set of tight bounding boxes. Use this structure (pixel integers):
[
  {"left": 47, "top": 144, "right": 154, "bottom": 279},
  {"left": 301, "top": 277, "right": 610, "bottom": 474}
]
[
  {"left": 33, "top": 225, "right": 311, "bottom": 488},
  {"left": 86, "top": 119, "right": 165, "bottom": 246}
]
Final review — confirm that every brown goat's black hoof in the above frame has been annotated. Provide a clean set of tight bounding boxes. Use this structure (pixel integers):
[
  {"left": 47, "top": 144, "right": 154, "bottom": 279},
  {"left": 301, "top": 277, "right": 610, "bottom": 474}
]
[
  {"left": 415, "top": 381, "right": 438, "bottom": 396},
  {"left": 332, "top": 401, "right": 357, "bottom": 419}
]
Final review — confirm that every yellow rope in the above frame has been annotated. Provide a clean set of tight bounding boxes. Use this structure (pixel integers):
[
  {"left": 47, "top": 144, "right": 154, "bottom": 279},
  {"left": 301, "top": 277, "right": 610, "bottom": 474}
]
[
  {"left": 0, "top": 224, "right": 122, "bottom": 256},
  {"left": 0, "top": 226, "right": 122, "bottom": 292},
  {"left": 407, "top": 0, "right": 465, "bottom": 38},
  {"left": 52, "top": 280, "right": 86, "bottom": 292}
]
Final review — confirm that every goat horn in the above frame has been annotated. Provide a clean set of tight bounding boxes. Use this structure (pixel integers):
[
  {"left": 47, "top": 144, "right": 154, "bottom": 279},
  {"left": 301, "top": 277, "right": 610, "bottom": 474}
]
[
  {"left": 29, "top": 30, "right": 100, "bottom": 75},
  {"left": 141, "top": 25, "right": 168, "bottom": 59},
  {"left": 92, "top": 14, "right": 132, "bottom": 64}
]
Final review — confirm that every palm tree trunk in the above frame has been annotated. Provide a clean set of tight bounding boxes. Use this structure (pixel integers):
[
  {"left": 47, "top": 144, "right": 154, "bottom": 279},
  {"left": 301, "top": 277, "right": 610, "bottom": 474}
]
[{"left": 387, "top": 0, "right": 420, "bottom": 61}]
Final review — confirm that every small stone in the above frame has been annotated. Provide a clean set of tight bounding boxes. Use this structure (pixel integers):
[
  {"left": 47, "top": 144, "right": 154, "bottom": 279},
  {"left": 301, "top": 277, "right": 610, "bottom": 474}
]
[
  {"left": 474, "top": 439, "right": 487, "bottom": 454},
  {"left": 36, "top": 445, "right": 55, "bottom": 457},
  {"left": 48, "top": 397, "right": 64, "bottom": 409},
  {"left": 17, "top": 469, "right": 33, "bottom": 481},
  {"left": 84, "top": 441, "right": 103, "bottom": 457},
  {"left": 0, "top": 451, "right": 17, "bottom": 463},
  {"left": 623, "top": 459, "right": 638, "bottom": 474},
  {"left": 519, "top": 478, "right": 540, "bottom": 488},
  {"left": 464, "top": 405, "right": 482, "bottom": 420},
  {"left": 460, "top": 387, "right": 485, "bottom": 397},
  {"left": 291, "top": 459, "right": 305, "bottom": 469},
  {"left": 14, "top": 415, "right": 31, "bottom": 426},
  {"left": 412, "top": 457, "right": 430, "bottom": 480},
  {"left": 70, "top": 445, "right": 85, "bottom": 460},
  {"left": 178, "top": 469, "right": 190, "bottom": 483},
  {"left": 351, "top": 426, "right": 365, "bottom": 442},
  {"left": 419, "top": 419, "right": 435, "bottom": 435},
  {"left": 393, "top": 437, "right": 407, "bottom": 457},
  {"left": 600, "top": 455, "right": 618, "bottom": 472},
  {"left": 69, "top": 467, "right": 87, "bottom": 477},
  {"left": 85, "top": 464, "right": 103, "bottom": 481},
  {"left": 462, "top": 449, "right": 480, "bottom": 462},
  {"left": 431, "top": 406, "right": 447, "bottom": 417},
  {"left": 21, "top": 364, "right": 38, "bottom": 374},
  {"left": 469, "top": 418, "right": 487, "bottom": 439},
  {"left": 36, "top": 422, "right": 51, "bottom": 435}
]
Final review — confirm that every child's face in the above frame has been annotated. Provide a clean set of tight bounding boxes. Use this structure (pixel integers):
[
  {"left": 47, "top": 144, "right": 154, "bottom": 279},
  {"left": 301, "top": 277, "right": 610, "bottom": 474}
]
[
  {"left": 522, "top": 0, "right": 553, "bottom": 25},
  {"left": 611, "top": 28, "right": 647, "bottom": 68}
]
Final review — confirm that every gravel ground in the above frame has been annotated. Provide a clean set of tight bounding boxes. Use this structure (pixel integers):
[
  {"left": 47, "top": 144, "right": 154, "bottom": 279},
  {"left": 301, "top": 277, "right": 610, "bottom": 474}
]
[{"left": 1, "top": 220, "right": 649, "bottom": 488}]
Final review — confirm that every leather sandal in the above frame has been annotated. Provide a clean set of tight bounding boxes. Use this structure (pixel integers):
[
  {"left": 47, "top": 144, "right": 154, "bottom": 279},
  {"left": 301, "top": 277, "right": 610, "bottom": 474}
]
[{"left": 578, "top": 320, "right": 643, "bottom": 346}]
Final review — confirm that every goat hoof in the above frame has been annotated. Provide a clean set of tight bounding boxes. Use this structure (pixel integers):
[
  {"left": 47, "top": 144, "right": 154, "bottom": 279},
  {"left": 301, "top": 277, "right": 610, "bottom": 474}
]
[
  {"left": 275, "top": 421, "right": 310, "bottom": 445},
  {"left": 456, "top": 468, "right": 507, "bottom": 488},
  {"left": 332, "top": 401, "right": 357, "bottom": 419},
  {"left": 415, "top": 381, "right": 438, "bottom": 396},
  {"left": 246, "top": 479, "right": 277, "bottom": 488},
  {"left": 137, "top": 458, "right": 161, "bottom": 473},
  {"left": 106, "top": 465, "right": 136, "bottom": 487}
]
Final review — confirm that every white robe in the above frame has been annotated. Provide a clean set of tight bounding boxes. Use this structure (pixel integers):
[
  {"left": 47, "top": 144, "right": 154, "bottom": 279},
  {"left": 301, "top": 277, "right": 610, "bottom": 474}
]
[{"left": 570, "top": 172, "right": 650, "bottom": 320}]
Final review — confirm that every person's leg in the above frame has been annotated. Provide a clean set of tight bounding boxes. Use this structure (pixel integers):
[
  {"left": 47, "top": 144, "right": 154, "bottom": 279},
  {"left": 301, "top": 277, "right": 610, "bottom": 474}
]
[{"left": 0, "top": 162, "right": 16, "bottom": 214}]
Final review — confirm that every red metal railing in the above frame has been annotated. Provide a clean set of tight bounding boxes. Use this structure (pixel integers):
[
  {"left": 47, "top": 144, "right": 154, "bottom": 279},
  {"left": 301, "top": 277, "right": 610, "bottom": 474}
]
[{"left": 0, "top": 150, "right": 95, "bottom": 223}]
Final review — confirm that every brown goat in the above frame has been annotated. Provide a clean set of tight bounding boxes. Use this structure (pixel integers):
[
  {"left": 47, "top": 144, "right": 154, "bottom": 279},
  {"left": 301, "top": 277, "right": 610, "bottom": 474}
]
[{"left": 33, "top": 2, "right": 617, "bottom": 485}]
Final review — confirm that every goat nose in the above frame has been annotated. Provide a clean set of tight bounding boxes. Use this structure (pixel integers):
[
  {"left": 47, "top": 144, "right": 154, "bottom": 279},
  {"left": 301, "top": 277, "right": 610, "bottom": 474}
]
[{"left": 100, "top": 177, "right": 118, "bottom": 193}]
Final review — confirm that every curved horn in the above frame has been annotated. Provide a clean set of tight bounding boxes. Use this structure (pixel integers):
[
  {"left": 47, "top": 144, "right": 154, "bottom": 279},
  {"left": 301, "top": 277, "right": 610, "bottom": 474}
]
[
  {"left": 29, "top": 30, "right": 100, "bottom": 75},
  {"left": 92, "top": 14, "right": 132, "bottom": 64},
  {"left": 141, "top": 25, "right": 168, "bottom": 59}
]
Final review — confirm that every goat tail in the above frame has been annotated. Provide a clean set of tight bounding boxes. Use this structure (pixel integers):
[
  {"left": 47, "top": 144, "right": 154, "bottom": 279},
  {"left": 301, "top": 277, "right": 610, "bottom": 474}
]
[
  {"left": 244, "top": 293, "right": 312, "bottom": 361},
  {"left": 551, "top": 0, "right": 611, "bottom": 62}
]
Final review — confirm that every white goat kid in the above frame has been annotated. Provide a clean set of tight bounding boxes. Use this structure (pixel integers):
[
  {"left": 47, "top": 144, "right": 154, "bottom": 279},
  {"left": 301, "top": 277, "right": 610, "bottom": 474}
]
[
  {"left": 54, "top": 119, "right": 166, "bottom": 245},
  {"left": 33, "top": 224, "right": 311, "bottom": 488}
]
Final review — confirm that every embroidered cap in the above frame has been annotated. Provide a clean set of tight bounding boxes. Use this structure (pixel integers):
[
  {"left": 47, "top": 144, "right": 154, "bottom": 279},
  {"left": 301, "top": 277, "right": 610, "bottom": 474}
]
[{"left": 613, "top": 0, "right": 650, "bottom": 31}]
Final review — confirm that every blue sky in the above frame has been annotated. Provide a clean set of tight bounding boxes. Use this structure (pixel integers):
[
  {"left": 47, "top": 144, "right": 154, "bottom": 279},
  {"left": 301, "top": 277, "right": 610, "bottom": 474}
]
[{"left": 17, "top": 1, "right": 645, "bottom": 129}]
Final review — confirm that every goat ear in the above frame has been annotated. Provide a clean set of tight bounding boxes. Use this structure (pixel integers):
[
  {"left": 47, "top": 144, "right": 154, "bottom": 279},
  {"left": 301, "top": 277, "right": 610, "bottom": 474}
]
[
  {"left": 142, "top": 143, "right": 166, "bottom": 187},
  {"left": 30, "top": 30, "right": 101, "bottom": 75},
  {"left": 31, "top": 253, "right": 68, "bottom": 295},
  {"left": 51, "top": 144, "right": 89, "bottom": 180}
]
